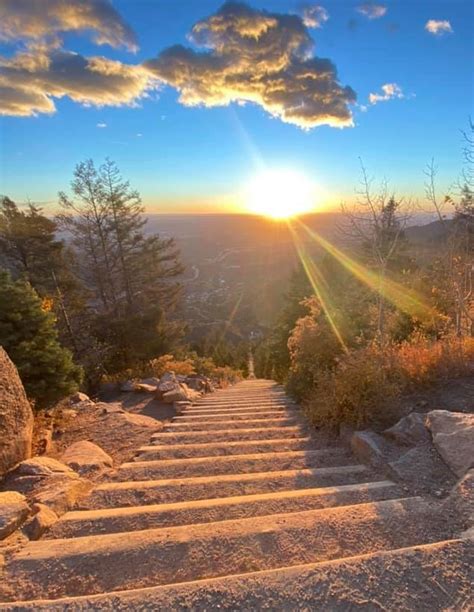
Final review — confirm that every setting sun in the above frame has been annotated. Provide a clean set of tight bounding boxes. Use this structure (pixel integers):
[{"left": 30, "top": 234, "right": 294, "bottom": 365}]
[{"left": 243, "top": 169, "right": 316, "bottom": 219}]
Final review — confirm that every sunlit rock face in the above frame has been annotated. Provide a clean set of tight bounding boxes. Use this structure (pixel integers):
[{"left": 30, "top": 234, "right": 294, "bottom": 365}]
[{"left": 0, "top": 347, "right": 34, "bottom": 479}]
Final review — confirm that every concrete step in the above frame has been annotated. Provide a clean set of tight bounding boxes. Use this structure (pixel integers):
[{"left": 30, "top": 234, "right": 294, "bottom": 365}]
[
  {"left": 164, "top": 417, "right": 300, "bottom": 431},
  {"left": 1, "top": 497, "right": 450, "bottom": 601},
  {"left": 80, "top": 465, "right": 374, "bottom": 508},
  {"left": 116, "top": 448, "right": 352, "bottom": 480},
  {"left": 48, "top": 481, "right": 402, "bottom": 538},
  {"left": 182, "top": 404, "right": 296, "bottom": 415},
  {"left": 173, "top": 411, "right": 298, "bottom": 423},
  {"left": 134, "top": 437, "right": 315, "bottom": 460},
  {"left": 11, "top": 539, "right": 471, "bottom": 610},
  {"left": 150, "top": 426, "right": 306, "bottom": 445},
  {"left": 193, "top": 399, "right": 290, "bottom": 407}
]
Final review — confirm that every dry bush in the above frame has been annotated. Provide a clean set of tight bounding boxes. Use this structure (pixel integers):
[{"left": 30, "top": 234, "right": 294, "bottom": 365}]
[
  {"left": 303, "top": 335, "right": 474, "bottom": 431},
  {"left": 149, "top": 354, "right": 196, "bottom": 377}
]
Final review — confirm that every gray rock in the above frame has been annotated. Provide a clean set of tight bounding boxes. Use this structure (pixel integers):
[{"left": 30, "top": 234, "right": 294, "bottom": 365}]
[
  {"left": 0, "top": 491, "right": 30, "bottom": 540},
  {"left": 99, "top": 402, "right": 125, "bottom": 415},
  {"left": 61, "top": 441, "right": 113, "bottom": 476},
  {"left": 0, "top": 347, "right": 34, "bottom": 478},
  {"left": 162, "top": 387, "right": 188, "bottom": 403},
  {"left": 29, "top": 474, "right": 91, "bottom": 516},
  {"left": 23, "top": 503, "right": 58, "bottom": 540},
  {"left": 140, "top": 377, "right": 161, "bottom": 387},
  {"left": 443, "top": 469, "right": 474, "bottom": 534},
  {"left": 5, "top": 457, "right": 91, "bottom": 516},
  {"left": 13, "top": 456, "right": 72, "bottom": 477},
  {"left": 159, "top": 381, "right": 179, "bottom": 394},
  {"left": 426, "top": 411, "right": 474, "bottom": 477},
  {"left": 120, "top": 380, "right": 136, "bottom": 392},
  {"left": 384, "top": 412, "right": 430, "bottom": 446},
  {"left": 350, "top": 431, "right": 390, "bottom": 469},
  {"left": 135, "top": 383, "right": 158, "bottom": 393},
  {"left": 69, "top": 392, "right": 90, "bottom": 404},
  {"left": 388, "top": 445, "right": 453, "bottom": 489}
]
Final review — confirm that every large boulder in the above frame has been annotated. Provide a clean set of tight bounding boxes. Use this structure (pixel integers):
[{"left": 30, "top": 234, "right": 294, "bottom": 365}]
[
  {"left": 350, "top": 431, "right": 390, "bottom": 469},
  {"left": 23, "top": 503, "right": 58, "bottom": 540},
  {"left": 426, "top": 411, "right": 474, "bottom": 477},
  {"left": 69, "top": 392, "right": 90, "bottom": 404},
  {"left": 162, "top": 387, "right": 188, "bottom": 403},
  {"left": 0, "top": 347, "right": 34, "bottom": 478},
  {"left": 384, "top": 412, "right": 431, "bottom": 446},
  {"left": 0, "top": 491, "right": 30, "bottom": 540},
  {"left": 443, "top": 469, "right": 474, "bottom": 535},
  {"left": 12, "top": 456, "right": 72, "bottom": 477},
  {"left": 61, "top": 441, "right": 113, "bottom": 476},
  {"left": 4, "top": 457, "right": 91, "bottom": 516}
]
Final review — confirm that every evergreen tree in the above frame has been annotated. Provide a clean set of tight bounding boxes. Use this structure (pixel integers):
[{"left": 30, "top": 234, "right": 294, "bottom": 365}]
[
  {"left": 0, "top": 197, "right": 63, "bottom": 293},
  {"left": 0, "top": 271, "right": 83, "bottom": 407},
  {"left": 59, "top": 159, "right": 185, "bottom": 372}
]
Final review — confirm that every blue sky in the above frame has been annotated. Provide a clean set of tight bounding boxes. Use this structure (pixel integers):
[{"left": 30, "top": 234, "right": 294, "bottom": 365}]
[{"left": 0, "top": 0, "right": 472, "bottom": 212}]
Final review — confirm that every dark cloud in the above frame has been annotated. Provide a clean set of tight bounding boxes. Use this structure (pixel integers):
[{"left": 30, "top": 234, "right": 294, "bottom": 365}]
[
  {"left": 0, "top": 45, "right": 155, "bottom": 116},
  {"left": 0, "top": 0, "right": 138, "bottom": 50},
  {"left": 145, "top": 2, "right": 355, "bottom": 129}
]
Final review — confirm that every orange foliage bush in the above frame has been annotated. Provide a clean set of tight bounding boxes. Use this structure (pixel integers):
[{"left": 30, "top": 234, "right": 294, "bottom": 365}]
[{"left": 302, "top": 336, "right": 474, "bottom": 430}]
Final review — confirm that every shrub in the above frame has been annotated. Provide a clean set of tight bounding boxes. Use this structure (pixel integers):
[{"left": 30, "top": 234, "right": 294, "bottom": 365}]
[
  {"left": 0, "top": 271, "right": 83, "bottom": 407},
  {"left": 302, "top": 336, "right": 474, "bottom": 431}
]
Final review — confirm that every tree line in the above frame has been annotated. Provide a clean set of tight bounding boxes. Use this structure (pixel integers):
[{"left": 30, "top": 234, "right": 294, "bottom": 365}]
[{"left": 0, "top": 159, "right": 184, "bottom": 406}]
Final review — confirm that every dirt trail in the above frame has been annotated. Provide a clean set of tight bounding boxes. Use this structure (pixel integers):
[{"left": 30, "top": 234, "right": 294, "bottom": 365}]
[{"left": 0, "top": 380, "right": 472, "bottom": 610}]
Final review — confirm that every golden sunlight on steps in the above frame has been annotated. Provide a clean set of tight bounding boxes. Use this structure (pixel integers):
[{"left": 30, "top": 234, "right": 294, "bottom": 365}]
[{"left": 0, "top": 380, "right": 472, "bottom": 609}]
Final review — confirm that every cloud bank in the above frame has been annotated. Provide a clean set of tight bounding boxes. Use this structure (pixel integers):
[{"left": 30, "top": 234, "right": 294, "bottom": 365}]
[
  {"left": 0, "top": 0, "right": 138, "bottom": 50},
  {"left": 0, "top": 0, "right": 355, "bottom": 129},
  {"left": 425, "top": 20, "right": 453, "bottom": 36},
  {"left": 356, "top": 3, "right": 387, "bottom": 19},
  {"left": 0, "top": 45, "right": 155, "bottom": 117},
  {"left": 145, "top": 2, "right": 355, "bottom": 129}
]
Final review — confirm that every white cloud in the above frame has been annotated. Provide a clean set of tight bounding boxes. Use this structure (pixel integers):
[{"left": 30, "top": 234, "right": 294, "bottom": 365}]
[
  {"left": 0, "top": 0, "right": 138, "bottom": 50},
  {"left": 300, "top": 5, "right": 329, "bottom": 29},
  {"left": 97, "top": 122, "right": 107, "bottom": 128},
  {"left": 356, "top": 3, "right": 387, "bottom": 20},
  {"left": 425, "top": 20, "right": 453, "bottom": 36},
  {"left": 369, "top": 83, "right": 405, "bottom": 105},
  {"left": 146, "top": 2, "right": 355, "bottom": 130},
  {"left": 0, "top": 47, "right": 157, "bottom": 117}
]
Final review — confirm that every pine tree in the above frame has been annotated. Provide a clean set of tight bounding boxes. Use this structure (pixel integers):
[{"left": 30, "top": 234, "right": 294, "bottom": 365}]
[
  {"left": 0, "top": 271, "right": 83, "bottom": 407},
  {"left": 0, "top": 197, "right": 63, "bottom": 293},
  {"left": 59, "top": 159, "right": 185, "bottom": 372}
]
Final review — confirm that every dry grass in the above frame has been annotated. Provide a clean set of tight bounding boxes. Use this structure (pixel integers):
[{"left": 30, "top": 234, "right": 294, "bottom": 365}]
[{"left": 303, "top": 336, "right": 474, "bottom": 431}]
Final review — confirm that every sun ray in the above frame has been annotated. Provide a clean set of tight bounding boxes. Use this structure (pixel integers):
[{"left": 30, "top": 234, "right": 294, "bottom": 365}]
[
  {"left": 287, "top": 220, "right": 348, "bottom": 351},
  {"left": 295, "top": 218, "right": 438, "bottom": 323}
]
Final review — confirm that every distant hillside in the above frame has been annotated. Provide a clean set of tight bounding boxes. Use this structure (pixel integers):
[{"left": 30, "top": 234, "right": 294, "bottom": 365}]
[{"left": 405, "top": 219, "right": 452, "bottom": 245}]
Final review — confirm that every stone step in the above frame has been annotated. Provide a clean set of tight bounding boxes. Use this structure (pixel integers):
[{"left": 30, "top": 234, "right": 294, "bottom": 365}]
[
  {"left": 134, "top": 437, "right": 315, "bottom": 460},
  {"left": 164, "top": 417, "right": 300, "bottom": 431},
  {"left": 48, "top": 481, "right": 402, "bottom": 538},
  {"left": 193, "top": 398, "right": 289, "bottom": 407},
  {"left": 150, "top": 425, "right": 306, "bottom": 445},
  {"left": 183, "top": 404, "right": 296, "bottom": 415},
  {"left": 1, "top": 497, "right": 450, "bottom": 601},
  {"left": 11, "top": 539, "right": 470, "bottom": 610},
  {"left": 80, "top": 465, "right": 374, "bottom": 508},
  {"left": 116, "top": 448, "right": 352, "bottom": 480},
  {"left": 173, "top": 410, "right": 298, "bottom": 423}
]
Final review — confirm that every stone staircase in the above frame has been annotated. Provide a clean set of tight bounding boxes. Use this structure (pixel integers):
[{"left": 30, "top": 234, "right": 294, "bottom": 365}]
[{"left": 0, "top": 380, "right": 472, "bottom": 610}]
